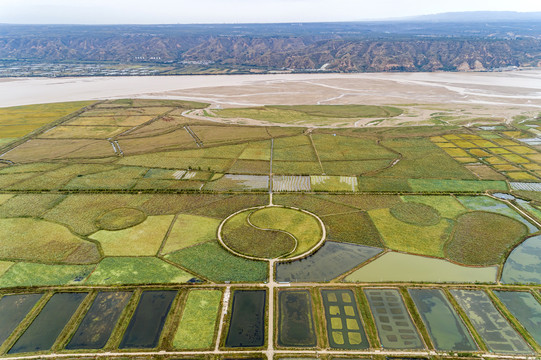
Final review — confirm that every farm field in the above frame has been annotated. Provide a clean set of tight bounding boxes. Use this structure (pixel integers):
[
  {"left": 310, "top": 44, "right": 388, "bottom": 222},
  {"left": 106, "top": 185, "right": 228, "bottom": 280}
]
[
  {"left": 173, "top": 289, "right": 222, "bottom": 349},
  {"left": 212, "top": 105, "right": 403, "bottom": 126},
  {"left": 1, "top": 99, "right": 541, "bottom": 359}
]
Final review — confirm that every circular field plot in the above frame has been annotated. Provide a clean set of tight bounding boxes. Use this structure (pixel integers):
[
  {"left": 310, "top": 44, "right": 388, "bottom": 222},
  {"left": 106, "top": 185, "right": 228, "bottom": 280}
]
[
  {"left": 390, "top": 202, "right": 440, "bottom": 226},
  {"left": 220, "top": 206, "right": 324, "bottom": 260},
  {"left": 96, "top": 208, "right": 147, "bottom": 231}
]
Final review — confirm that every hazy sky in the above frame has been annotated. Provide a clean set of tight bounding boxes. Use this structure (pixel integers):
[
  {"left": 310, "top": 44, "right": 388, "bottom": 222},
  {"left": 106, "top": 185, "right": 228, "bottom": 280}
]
[{"left": 0, "top": 0, "right": 540, "bottom": 24}]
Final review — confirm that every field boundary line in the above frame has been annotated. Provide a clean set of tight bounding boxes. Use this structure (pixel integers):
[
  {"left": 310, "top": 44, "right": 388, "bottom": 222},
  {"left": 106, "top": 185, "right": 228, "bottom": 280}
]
[
  {"left": 114, "top": 108, "right": 176, "bottom": 138},
  {"left": 308, "top": 133, "right": 324, "bottom": 174},
  {"left": 184, "top": 125, "right": 204, "bottom": 147},
  {"left": 157, "top": 214, "right": 179, "bottom": 256}
]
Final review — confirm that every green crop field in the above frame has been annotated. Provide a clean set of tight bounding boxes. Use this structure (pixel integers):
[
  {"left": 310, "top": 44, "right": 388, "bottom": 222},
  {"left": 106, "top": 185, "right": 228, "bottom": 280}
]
[
  {"left": 0, "top": 218, "right": 100, "bottom": 264},
  {"left": 445, "top": 212, "right": 528, "bottom": 265},
  {"left": 213, "top": 105, "right": 403, "bottom": 125},
  {"left": 0, "top": 101, "right": 94, "bottom": 143},
  {"left": 85, "top": 257, "right": 194, "bottom": 285},
  {"left": 161, "top": 214, "right": 221, "bottom": 254},
  {"left": 165, "top": 241, "right": 268, "bottom": 282},
  {"left": 1, "top": 99, "right": 541, "bottom": 359},
  {"left": 91, "top": 215, "right": 174, "bottom": 256},
  {"left": 173, "top": 289, "right": 222, "bottom": 349}
]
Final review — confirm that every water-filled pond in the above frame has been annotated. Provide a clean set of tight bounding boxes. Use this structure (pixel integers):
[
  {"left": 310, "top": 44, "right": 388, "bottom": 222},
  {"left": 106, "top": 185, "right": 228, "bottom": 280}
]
[
  {"left": 278, "top": 290, "right": 316, "bottom": 347},
  {"left": 66, "top": 291, "right": 132, "bottom": 349},
  {"left": 225, "top": 290, "right": 266, "bottom": 347},
  {"left": 364, "top": 288, "right": 423, "bottom": 349},
  {"left": 119, "top": 290, "right": 177, "bottom": 349},
  {"left": 0, "top": 293, "right": 42, "bottom": 346},
  {"left": 501, "top": 234, "right": 541, "bottom": 284},
  {"left": 8, "top": 292, "right": 87, "bottom": 354},
  {"left": 450, "top": 289, "right": 532, "bottom": 354},
  {"left": 408, "top": 288, "right": 477, "bottom": 351},
  {"left": 495, "top": 290, "right": 541, "bottom": 347},
  {"left": 275, "top": 241, "right": 382, "bottom": 282}
]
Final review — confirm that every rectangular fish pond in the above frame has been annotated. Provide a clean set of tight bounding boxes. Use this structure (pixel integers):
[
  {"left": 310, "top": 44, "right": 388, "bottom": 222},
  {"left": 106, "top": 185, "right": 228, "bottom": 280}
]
[
  {"left": 66, "top": 291, "right": 133, "bottom": 350},
  {"left": 408, "top": 288, "right": 477, "bottom": 352},
  {"left": 450, "top": 289, "right": 533, "bottom": 354},
  {"left": 494, "top": 290, "right": 541, "bottom": 347},
  {"left": 8, "top": 292, "right": 87, "bottom": 354},
  {"left": 0, "top": 293, "right": 42, "bottom": 346},
  {"left": 119, "top": 290, "right": 177, "bottom": 349},
  {"left": 225, "top": 290, "right": 266, "bottom": 348},
  {"left": 321, "top": 289, "right": 369, "bottom": 349},
  {"left": 363, "top": 288, "right": 424, "bottom": 350},
  {"left": 278, "top": 289, "right": 317, "bottom": 347}
]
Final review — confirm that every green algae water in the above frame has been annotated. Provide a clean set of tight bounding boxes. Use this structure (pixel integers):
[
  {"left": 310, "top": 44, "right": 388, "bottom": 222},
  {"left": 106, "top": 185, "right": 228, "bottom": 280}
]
[{"left": 409, "top": 288, "right": 477, "bottom": 351}]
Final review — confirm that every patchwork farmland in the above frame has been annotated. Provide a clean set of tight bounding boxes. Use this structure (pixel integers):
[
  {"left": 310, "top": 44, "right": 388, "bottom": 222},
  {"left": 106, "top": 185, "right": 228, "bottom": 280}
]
[{"left": 0, "top": 99, "right": 541, "bottom": 359}]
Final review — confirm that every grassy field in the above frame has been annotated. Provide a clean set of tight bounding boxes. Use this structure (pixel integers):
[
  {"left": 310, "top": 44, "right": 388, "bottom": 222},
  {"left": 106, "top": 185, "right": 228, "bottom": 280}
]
[
  {"left": 445, "top": 212, "right": 528, "bottom": 265},
  {"left": 165, "top": 241, "right": 268, "bottom": 282},
  {"left": 188, "top": 194, "right": 268, "bottom": 219},
  {"left": 214, "top": 105, "right": 402, "bottom": 125},
  {"left": 38, "top": 125, "right": 127, "bottom": 139},
  {"left": 408, "top": 179, "right": 508, "bottom": 192},
  {"left": 312, "top": 134, "right": 396, "bottom": 161},
  {"left": 377, "top": 138, "right": 476, "bottom": 179},
  {"left": 91, "top": 215, "right": 174, "bottom": 256},
  {"left": 173, "top": 289, "right": 222, "bottom": 349},
  {"left": 43, "top": 194, "right": 152, "bottom": 235},
  {"left": 401, "top": 195, "right": 467, "bottom": 219},
  {"left": 85, "top": 257, "right": 195, "bottom": 285},
  {"left": 369, "top": 208, "right": 453, "bottom": 257},
  {"left": 323, "top": 211, "right": 384, "bottom": 248},
  {"left": 0, "top": 218, "right": 100, "bottom": 264},
  {"left": 0, "top": 101, "right": 94, "bottom": 141},
  {"left": 389, "top": 202, "right": 441, "bottom": 226},
  {"left": 0, "top": 99, "right": 540, "bottom": 294},
  {"left": 0, "top": 193, "right": 65, "bottom": 218},
  {"left": 95, "top": 208, "right": 145, "bottom": 231},
  {"left": 63, "top": 166, "right": 148, "bottom": 190},
  {"left": 273, "top": 194, "right": 356, "bottom": 216},
  {"left": 0, "top": 262, "right": 95, "bottom": 287},
  {"left": 161, "top": 214, "right": 221, "bottom": 254}
]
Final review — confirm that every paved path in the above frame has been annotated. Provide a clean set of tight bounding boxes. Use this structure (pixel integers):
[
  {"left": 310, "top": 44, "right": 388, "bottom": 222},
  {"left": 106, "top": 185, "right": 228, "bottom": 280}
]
[{"left": 215, "top": 286, "right": 231, "bottom": 352}]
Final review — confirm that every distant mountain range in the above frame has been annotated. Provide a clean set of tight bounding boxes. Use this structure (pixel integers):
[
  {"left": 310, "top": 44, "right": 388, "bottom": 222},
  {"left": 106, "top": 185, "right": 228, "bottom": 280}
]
[
  {"left": 0, "top": 12, "right": 540, "bottom": 75},
  {"left": 404, "top": 11, "right": 541, "bottom": 22}
]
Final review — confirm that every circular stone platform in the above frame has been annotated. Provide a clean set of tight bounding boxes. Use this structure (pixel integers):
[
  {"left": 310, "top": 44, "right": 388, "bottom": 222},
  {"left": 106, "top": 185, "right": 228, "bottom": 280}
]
[{"left": 218, "top": 205, "right": 325, "bottom": 261}]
